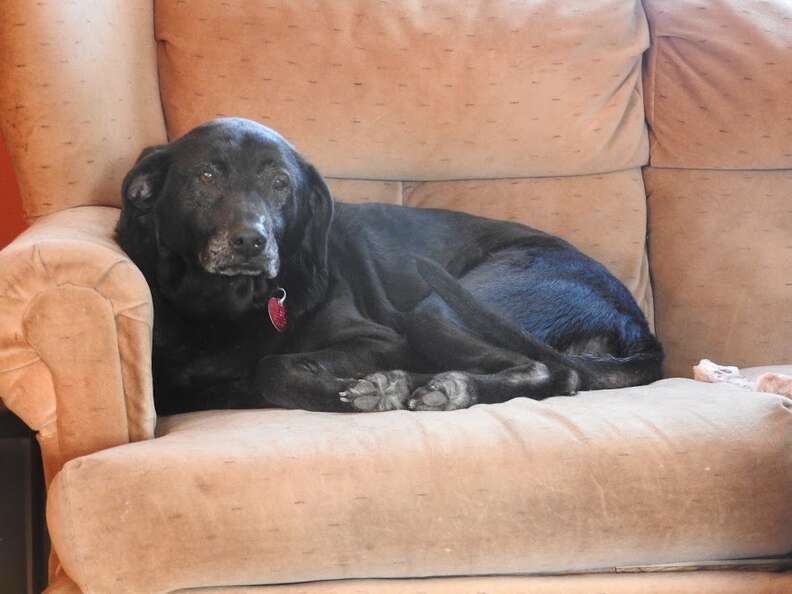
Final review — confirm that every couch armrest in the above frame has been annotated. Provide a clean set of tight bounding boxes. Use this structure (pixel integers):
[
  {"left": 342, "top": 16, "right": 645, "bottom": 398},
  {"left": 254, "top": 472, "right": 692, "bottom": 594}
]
[{"left": 0, "top": 206, "right": 154, "bottom": 482}]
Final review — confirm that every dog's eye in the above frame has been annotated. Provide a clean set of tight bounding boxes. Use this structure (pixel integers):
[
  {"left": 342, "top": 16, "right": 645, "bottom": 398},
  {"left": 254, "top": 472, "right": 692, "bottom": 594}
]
[
  {"left": 199, "top": 170, "right": 214, "bottom": 184},
  {"left": 272, "top": 175, "right": 289, "bottom": 191}
]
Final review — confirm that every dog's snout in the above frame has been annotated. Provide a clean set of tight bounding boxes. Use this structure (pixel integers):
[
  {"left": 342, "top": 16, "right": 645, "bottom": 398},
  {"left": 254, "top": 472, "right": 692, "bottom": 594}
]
[{"left": 230, "top": 226, "right": 267, "bottom": 257}]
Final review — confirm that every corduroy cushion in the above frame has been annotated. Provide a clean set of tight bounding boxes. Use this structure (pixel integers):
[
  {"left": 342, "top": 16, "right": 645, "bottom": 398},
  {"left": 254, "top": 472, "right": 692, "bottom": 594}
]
[
  {"left": 156, "top": 0, "right": 649, "bottom": 180},
  {"left": 48, "top": 377, "right": 792, "bottom": 594},
  {"left": 643, "top": 0, "right": 792, "bottom": 169},
  {"left": 645, "top": 168, "right": 792, "bottom": 378}
]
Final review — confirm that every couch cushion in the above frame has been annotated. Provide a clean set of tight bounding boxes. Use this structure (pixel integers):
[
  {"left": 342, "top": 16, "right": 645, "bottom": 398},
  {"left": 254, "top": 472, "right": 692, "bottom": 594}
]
[
  {"left": 645, "top": 167, "right": 792, "bottom": 377},
  {"left": 156, "top": 0, "right": 649, "bottom": 180},
  {"left": 48, "top": 380, "right": 791, "bottom": 593},
  {"left": 643, "top": 0, "right": 792, "bottom": 169},
  {"left": 177, "top": 571, "right": 792, "bottom": 594}
]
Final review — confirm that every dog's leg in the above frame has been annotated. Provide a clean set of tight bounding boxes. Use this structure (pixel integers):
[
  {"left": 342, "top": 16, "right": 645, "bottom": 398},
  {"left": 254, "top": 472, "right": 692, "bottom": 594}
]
[
  {"left": 405, "top": 310, "right": 533, "bottom": 373},
  {"left": 254, "top": 353, "right": 361, "bottom": 412},
  {"left": 341, "top": 309, "right": 583, "bottom": 413},
  {"left": 401, "top": 310, "right": 580, "bottom": 411},
  {"left": 252, "top": 332, "right": 416, "bottom": 411}
]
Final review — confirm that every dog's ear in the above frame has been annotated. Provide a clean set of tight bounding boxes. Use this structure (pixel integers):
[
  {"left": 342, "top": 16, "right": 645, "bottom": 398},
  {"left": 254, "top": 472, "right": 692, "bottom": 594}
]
[
  {"left": 121, "top": 144, "right": 172, "bottom": 212},
  {"left": 298, "top": 160, "right": 334, "bottom": 272},
  {"left": 283, "top": 158, "right": 334, "bottom": 315}
]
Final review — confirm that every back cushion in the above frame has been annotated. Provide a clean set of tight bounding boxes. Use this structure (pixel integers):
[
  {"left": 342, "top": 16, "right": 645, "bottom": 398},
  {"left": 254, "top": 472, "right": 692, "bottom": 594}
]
[
  {"left": 644, "top": 0, "right": 792, "bottom": 169},
  {"left": 156, "top": 1, "right": 653, "bottom": 317},
  {"left": 156, "top": 0, "right": 649, "bottom": 180},
  {"left": 643, "top": 0, "right": 792, "bottom": 376}
]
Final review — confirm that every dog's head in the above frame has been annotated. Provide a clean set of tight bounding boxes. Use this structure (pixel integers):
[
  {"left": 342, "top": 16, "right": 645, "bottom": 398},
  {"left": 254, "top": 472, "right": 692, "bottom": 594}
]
[{"left": 118, "top": 118, "right": 333, "bottom": 319}]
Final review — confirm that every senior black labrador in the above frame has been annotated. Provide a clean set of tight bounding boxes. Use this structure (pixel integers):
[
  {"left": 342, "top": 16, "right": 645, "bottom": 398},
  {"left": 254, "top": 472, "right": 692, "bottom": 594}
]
[{"left": 116, "top": 118, "right": 663, "bottom": 414}]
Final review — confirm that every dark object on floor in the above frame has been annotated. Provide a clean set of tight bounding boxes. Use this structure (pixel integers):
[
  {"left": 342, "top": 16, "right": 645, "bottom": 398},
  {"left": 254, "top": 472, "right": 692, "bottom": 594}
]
[{"left": 0, "top": 406, "right": 48, "bottom": 594}]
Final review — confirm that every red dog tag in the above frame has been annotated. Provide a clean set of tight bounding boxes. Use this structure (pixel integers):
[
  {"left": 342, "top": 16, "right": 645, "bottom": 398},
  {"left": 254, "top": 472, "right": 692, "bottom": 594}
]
[{"left": 268, "top": 288, "right": 288, "bottom": 333}]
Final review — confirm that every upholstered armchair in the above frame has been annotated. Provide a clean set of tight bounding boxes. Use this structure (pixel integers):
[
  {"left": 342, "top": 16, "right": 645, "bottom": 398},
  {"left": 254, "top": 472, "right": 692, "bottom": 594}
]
[{"left": 1, "top": 1, "right": 790, "bottom": 592}]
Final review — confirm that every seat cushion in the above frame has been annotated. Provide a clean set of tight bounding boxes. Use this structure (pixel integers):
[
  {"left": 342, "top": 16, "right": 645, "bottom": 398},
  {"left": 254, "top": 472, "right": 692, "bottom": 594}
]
[
  {"left": 47, "top": 378, "right": 792, "bottom": 593},
  {"left": 176, "top": 572, "right": 792, "bottom": 594}
]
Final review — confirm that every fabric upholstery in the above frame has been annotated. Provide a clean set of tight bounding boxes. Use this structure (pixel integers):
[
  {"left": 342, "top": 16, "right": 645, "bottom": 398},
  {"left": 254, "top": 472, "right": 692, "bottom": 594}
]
[
  {"left": 182, "top": 572, "right": 792, "bottom": 594},
  {"left": 0, "top": 206, "right": 155, "bottom": 470},
  {"left": 2, "top": 0, "right": 791, "bottom": 592},
  {"left": 643, "top": 0, "right": 792, "bottom": 169},
  {"left": 0, "top": 1, "right": 167, "bottom": 220},
  {"left": 156, "top": 0, "right": 649, "bottom": 180},
  {"left": 325, "top": 179, "right": 404, "bottom": 206},
  {"left": 48, "top": 379, "right": 792, "bottom": 593},
  {"left": 645, "top": 168, "right": 792, "bottom": 378}
]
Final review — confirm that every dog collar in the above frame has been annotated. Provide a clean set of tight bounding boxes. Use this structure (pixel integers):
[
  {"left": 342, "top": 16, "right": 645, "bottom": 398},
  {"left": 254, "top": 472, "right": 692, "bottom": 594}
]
[{"left": 267, "top": 287, "right": 288, "bottom": 333}]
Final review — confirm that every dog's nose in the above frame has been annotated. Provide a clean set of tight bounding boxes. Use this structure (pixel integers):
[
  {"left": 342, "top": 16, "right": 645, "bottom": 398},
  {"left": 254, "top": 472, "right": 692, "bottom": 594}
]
[{"left": 230, "top": 226, "right": 267, "bottom": 257}]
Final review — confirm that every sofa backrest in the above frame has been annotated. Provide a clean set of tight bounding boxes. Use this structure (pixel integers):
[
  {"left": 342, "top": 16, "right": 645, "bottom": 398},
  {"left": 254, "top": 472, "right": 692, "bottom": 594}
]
[
  {"left": 154, "top": 0, "right": 655, "bottom": 322},
  {"left": 3, "top": 0, "right": 791, "bottom": 377},
  {"left": 642, "top": 0, "right": 792, "bottom": 375}
]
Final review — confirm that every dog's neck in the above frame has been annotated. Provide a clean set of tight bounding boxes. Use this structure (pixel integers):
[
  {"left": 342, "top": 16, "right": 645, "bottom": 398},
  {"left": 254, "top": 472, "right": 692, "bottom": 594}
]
[{"left": 277, "top": 249, "right": 330, "bottom": 321}]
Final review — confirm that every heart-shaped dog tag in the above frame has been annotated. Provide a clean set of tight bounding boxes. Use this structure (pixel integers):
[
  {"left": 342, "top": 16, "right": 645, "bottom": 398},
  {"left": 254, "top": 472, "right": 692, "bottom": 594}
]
[{"left": 268, "top": 288, "right": 288, "bottom": 333}]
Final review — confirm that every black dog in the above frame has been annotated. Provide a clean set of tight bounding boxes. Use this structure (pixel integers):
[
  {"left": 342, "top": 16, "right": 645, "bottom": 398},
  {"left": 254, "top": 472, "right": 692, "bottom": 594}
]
[{"left": 116, "top": 118, "right": 662, "bottom": 414}]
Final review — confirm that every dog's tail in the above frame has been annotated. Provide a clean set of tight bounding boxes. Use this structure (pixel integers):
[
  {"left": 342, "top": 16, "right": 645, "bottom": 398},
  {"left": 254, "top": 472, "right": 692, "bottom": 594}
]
[{"left": 415, "top": 257, "right": 663, "bottom": 390}]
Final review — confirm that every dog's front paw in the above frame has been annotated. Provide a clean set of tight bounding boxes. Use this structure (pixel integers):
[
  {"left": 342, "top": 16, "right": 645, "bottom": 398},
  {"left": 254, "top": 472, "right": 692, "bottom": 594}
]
[
  {"left": 340, "top": 370, "right": 412, "bottom": 412},
  {"left": 408, "top": 371, "right": 477, "bottom": 411}
]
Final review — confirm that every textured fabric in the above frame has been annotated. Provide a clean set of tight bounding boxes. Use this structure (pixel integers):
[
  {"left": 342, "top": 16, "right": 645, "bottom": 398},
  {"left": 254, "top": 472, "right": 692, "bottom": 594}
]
[
  {"left": 182, "top": 572, "right": 792, "bottom": 594},
  {"left": 0, "top": 206, "right": 155, "bottom": 466},
  {"left": 48, "top": 379, "right": 792, "bottom": 593},
  {"left": 0, "top": 1, "right": 167, "bottom": 220},
  {"left": 645, "top": 168, "right": 792, "bottom": 378},
  {"left": 326, "top": 179, "right": 404, "bottom": 205},
  {"left": 156, "top": 0, "right": 649, "bottom": 180},
  {"left": 643, "top": 0, "right": 792, "bottom": 169}
]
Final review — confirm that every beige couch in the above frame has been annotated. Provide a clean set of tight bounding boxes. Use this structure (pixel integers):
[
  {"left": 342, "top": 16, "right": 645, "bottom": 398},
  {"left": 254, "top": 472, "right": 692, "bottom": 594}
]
[{"left": 1, "top": 1, "right": 790, "bottom": 592}]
